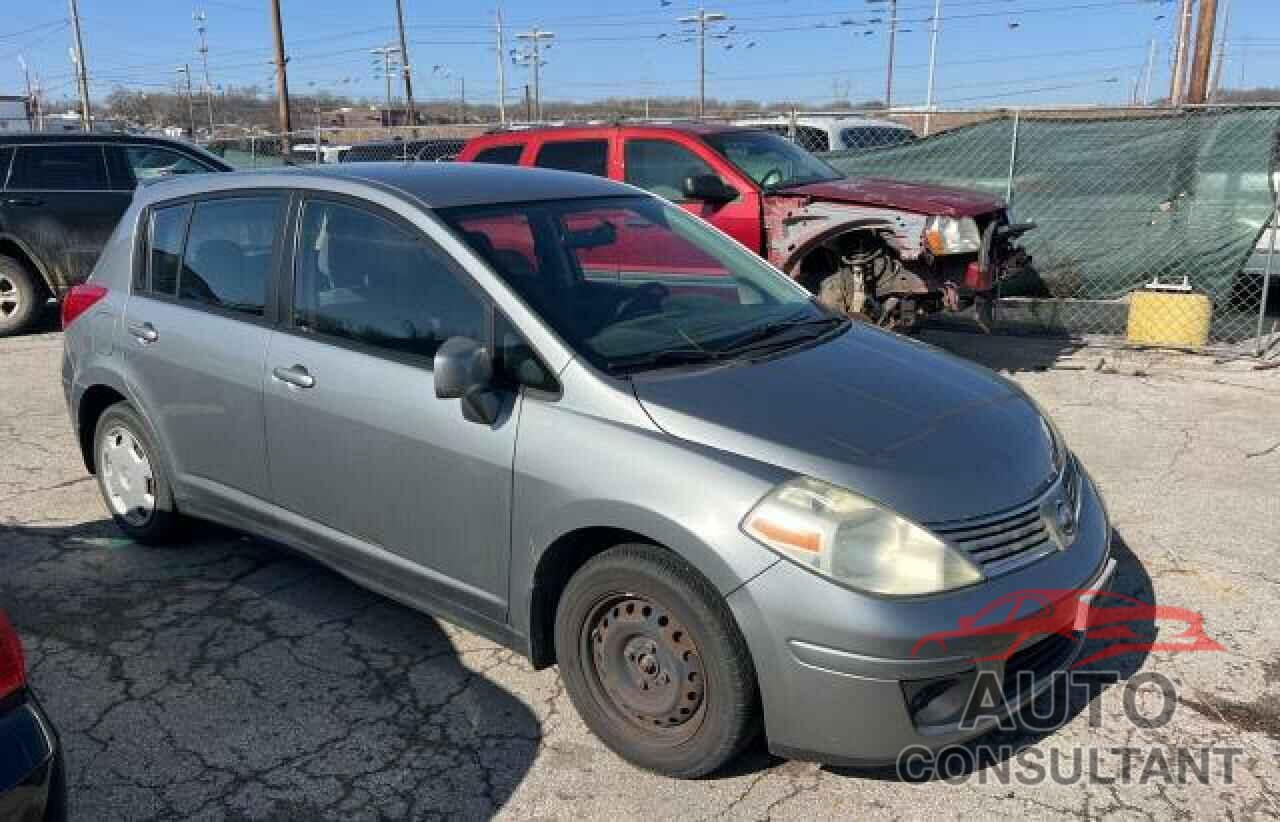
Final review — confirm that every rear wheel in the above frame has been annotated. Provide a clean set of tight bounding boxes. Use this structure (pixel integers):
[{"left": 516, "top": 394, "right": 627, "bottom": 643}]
[
  {"left": 93, "top": 402, "right": 186, "bottom": 545},
  {"left": 555, "top": 544, "right": 760, "bottom": 778},
  {"left": 0, "top": 256, "right": 43, "bottom": 337}
]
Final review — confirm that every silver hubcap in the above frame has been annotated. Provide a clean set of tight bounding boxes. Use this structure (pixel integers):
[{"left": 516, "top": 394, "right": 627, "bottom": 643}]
[
  {"left": 0, "top": 275, "right": 19, "bottom": 318},
  {"left": 100, "top": 426, "right": 156, "bottom": 526}
]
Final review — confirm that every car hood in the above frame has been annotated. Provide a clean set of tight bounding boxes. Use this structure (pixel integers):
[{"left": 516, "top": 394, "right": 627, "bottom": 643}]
[
  {"left": 781, "top": 177, "right": 1004, "bottom": 217},
  {"left": 631, "top": 326, "right": 1058, "bottom": 524}
]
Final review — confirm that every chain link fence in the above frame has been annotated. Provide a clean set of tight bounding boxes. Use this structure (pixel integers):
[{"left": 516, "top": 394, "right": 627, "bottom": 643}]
[{"left": 203, "top": 105, "right": 1278, "bottom": 356}]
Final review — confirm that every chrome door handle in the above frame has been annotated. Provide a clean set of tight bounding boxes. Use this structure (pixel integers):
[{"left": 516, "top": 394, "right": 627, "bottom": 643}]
[
  {"left": 127, "top": 321, "right": 158, "bottom": 343},
  {"left": 2, "top": 197, "right": 43, "bottom": 207},
  {"left": 272, "top": 365, "right": 315, "bottom": 389}
]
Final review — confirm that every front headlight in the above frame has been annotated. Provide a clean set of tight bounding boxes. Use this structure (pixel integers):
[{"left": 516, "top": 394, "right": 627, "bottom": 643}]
[
  {"left": 742, "top": 477, "right": 984, "bottom": 596},
  {"left": 923, "top": 216, "right": 982, "bottom": 255}
]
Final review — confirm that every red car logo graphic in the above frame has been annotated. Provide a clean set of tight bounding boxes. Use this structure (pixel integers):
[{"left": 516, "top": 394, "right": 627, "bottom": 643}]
[{"left": 911, "top": 588, "right": 1222, "bottom": 669}]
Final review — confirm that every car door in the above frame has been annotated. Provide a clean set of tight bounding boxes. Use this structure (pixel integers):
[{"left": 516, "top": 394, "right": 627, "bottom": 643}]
[
  {"left": 263, "top": 194, "right": 516, "bottom": 622},
  {"left": 621, "top": 136, "right": 764, "bottom": 255},
  {"left": 122, "top": 192, "right": 285, "bottom": 503},
  {"left": 2, "top": 143, "right": 130, "bottom": 292}
]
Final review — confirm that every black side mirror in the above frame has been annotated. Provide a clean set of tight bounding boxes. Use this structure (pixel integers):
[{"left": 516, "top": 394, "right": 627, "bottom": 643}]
[
  {"left": 683, "top": 174, "right": 738, "bottom": 203},
  {"left": 434, "top": 336, "right": 501, "bottom": 424}
]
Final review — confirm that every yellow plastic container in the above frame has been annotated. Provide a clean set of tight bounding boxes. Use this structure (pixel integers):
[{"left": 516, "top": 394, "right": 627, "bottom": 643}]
[{"left": 1126, "top": 288, "right": 1212, "bottom": 347}]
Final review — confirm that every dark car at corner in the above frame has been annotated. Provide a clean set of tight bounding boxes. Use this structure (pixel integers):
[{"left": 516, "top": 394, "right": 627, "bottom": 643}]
[
  {"left": 0, "top": 610, "right": 65, "bottom": 822},
  {"left": 0, "top": 133, "right": 230, "bottom": 337}
]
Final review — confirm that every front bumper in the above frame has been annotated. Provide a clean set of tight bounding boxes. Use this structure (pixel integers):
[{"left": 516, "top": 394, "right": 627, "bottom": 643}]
[
  {"left": 727, "top": 467, "right": 1113, "bottom": 767},
  {"left": 0, "top": 693, "right": 65, "bottom": 822}
]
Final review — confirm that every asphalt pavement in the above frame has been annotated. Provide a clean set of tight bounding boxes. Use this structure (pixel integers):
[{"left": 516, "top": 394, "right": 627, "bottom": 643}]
[{"left": 1, "top": 328, "right": 1277, "bottom": 820}]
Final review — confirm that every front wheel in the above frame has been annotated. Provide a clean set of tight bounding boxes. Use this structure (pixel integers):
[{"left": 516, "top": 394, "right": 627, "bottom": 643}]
[{"left": 555, "top": 544, "right": 760, "bottom": 778}]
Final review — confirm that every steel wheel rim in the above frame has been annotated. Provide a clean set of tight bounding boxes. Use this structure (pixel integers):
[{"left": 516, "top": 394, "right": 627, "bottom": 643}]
[
  {"left": 99, "top": 426, "right": 156, "bottom": 526},
  {"left": 581, "top": 593, "right": 708, "bottom": 744},
  {"left": 0, "top": 275, "right": 19, "bottom": 318}
]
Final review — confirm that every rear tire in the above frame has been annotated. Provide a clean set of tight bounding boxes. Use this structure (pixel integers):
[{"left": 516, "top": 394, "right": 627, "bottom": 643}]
[
  {"left": 92, "top": 402, "right": 186, "bottom": 545},
  {"left": 554, "top": 544, "right": 760, "bottom": 778},
  {"left": 0, "top": 256, "right": 42, "bottom": 337}
]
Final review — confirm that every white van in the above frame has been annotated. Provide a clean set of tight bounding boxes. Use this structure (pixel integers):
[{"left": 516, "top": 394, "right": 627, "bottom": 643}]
[{"left": 730, "top": 114, "right": 915, "bottom": 153}]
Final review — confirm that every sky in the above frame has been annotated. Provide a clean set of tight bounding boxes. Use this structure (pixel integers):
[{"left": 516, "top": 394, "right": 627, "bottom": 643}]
[{"left": 1, "top": 0, "right": 1278, "bottom": 113}]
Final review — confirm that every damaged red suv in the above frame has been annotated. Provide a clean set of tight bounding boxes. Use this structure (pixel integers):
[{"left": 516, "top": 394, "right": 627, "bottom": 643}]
[{"left": 458, "top": 123, "right": 1033, "bottom": 330}]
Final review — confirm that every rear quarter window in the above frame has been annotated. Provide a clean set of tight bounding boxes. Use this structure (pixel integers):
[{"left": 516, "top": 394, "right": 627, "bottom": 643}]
[{"left": 472, "top": 144, "right": 524, "bottom": 165}]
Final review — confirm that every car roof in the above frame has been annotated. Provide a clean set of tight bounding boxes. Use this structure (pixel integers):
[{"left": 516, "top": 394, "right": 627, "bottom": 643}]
[
  {"left": 137, "top": 162, "right": 642, "bottom": 210},
  {"left": 731, "top": 115, "right": 913, "bottom": 131},
  {"left": 0, "top": 132, "right": 197, "bottom": 146},
  {"left": 477, "top": 121, "right": 757, "bottom": 140}
]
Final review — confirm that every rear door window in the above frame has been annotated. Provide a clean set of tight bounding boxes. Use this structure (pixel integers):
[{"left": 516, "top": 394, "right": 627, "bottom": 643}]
[
  {"left": 8, "top": 145, "right": 109, "bottom": 190},
  {"left": 533, "top": 140, "right": 608, "bottom": 177},
  {"left": 178, "top": 196, "right": 283, "bottom": 317},
  {"left": 472, "top": 144, "right": 524, "bottom": 164}
]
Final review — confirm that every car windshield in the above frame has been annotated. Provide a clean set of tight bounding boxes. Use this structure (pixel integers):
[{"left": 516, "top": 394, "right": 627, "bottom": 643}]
[
  {"left": 438, "top": 196, "right": 845, "bottom": 374},
  {"left": 704, "top": 130, "right": 844, "bottom": 190}
]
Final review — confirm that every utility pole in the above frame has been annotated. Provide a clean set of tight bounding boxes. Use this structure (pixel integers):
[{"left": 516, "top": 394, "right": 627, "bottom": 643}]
[
  {"left": 270, "top": 0, "right": 292, "bottom": 135},
  {"left": 1186, "top": 0, "right": 1217, "bottom": 103},
  {"left": 68, "top": 0, "right": 92, "bottom": 131},
  {"left": 371, "top": 46, "right": 400, "bottom": 121},
  {"left": 393, "top": 0, "right": 416, "bottom": 126},
  {"left": 194, "top": 12, "right": 216, "bottom": 135},
  {"left": 1169, "top": 0, "right": 1194, "bottom": 105},
  {"left": 18, "top": 57, "right": 33, "bottom": 130},
  {"left": 677, "top": 8, "right": 727, "bottom": 118},
  {"left": 495, "top": 7, "right": 506, "bottom": 126},
  {"left": 923, "top": 0, "right": 941, "bottom": 135},
  {"left": 885, "top": 0, "right": 899, "bottom": 109},
  {"left": 515, "top": 28, "right": 554, "bottom": 122},
  {"left": 1142, "top": 37, "right": 1157, "bottom": 104},
  {"left": 177, "top": 65, "right": 196, "bottom": 138},
  {"left": 1209, "top": 0, "right": 1230, "bottom": 101}
]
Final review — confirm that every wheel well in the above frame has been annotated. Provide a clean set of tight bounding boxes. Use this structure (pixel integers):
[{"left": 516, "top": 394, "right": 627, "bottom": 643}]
[
  {"left": 77, "top": 386, "right": 127, "bottom": 474},
  {"left": 0, "top": 239, "right": 53, "bottom": 299},
  {"left": 527, "top": 526, "right": 659, "bottom": 670},
  {"left": 794, "top": 228, "right": 892, "bottom": 294}
]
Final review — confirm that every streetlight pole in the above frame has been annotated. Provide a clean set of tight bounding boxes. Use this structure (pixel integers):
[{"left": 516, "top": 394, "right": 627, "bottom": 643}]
[
  {"left": 677, "top": 8, "right": 727, "bottom": 118},
  {"left": 177, "top": 65, "right": 196, "bottom": 138},
  {"left": 924, "top": 0, "right": 941, "bottom": 134},
  {"left": 885, "top": 0, "right": 898, "bottom": 109},
  {"left": 495, "top": 6, "right": 506, "bottom": 126},
  {"left": 194, "top": 12, "right": 216, "bottom": 135}
]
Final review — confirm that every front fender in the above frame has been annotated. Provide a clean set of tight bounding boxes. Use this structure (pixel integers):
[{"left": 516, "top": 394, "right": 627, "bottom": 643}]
[{"left": 763, "top": 197, "right": 928, "bottom": 273}]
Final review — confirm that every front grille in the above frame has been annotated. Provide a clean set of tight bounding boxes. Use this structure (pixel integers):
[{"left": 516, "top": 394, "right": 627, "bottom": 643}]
[
  {"left": 931, "top": 498, "right": 1056, "bottom": 575},
  {"left": 1002, "top": 632, "right": 1079, "bottom": 695},
  {"left": 930, "top": 457, "right": 1080, "bottom": 577}
]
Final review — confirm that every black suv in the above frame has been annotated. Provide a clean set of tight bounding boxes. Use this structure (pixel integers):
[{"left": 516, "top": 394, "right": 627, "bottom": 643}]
[{"left": 0, "top": 134, "right": 231, "bottom": 336}]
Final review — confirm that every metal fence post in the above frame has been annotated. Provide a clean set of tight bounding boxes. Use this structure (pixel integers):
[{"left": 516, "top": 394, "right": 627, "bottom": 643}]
[
  {"left": 314, "top": 124, "right": 321, "bottom": 165},
  {"left": 250, "top": 135, "right": 256, "bottom": 168},
  {"left": 1004, "top": 109, "right": 1021, "bottom": 208},
  {"left": 1258, "top": 195, "right": 1277, "bottom": 356},
  {"left": 995, "top": 109, "right": 1022, "bottom": 325}
]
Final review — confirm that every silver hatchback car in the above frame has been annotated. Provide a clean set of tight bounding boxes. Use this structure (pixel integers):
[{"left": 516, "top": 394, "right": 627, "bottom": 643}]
[{"left": 62, "top": 164, "right": 1114, "bottom": 778}]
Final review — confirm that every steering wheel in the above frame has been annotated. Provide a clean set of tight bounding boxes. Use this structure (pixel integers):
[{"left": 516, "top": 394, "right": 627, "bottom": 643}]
[
  {"left": 614, "top": 282, "right": 670, "bottom": 322},
  {"left": 759, "top": 168, "right": 784, "bottom": 189}
]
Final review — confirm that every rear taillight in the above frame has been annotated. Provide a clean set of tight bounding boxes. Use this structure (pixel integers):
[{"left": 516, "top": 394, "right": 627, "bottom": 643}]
[
  {"left": 61, "top": 283, "right": 109, "bottom": 329},
  {"left": 0, "top": 611, "right": 25, "bottom": 701}
]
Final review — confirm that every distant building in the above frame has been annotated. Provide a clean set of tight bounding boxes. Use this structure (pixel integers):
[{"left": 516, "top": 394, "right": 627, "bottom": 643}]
[{"left": 319, "top": 105, "right": 419, "bottom": 128}]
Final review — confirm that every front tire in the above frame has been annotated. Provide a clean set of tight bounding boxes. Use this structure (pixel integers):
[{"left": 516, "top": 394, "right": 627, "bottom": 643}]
[
  {"left": 92, "top": 402, "right": 185, "bottom": 545},
  {"left": 0, "top": 256, "right": 43, "bottom": 337},
  {"left": 555, "top": 544, "right": 760, "bottom": 778}
]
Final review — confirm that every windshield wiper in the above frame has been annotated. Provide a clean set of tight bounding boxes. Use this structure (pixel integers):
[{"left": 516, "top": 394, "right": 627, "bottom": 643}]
[
  {"left": 716, "top": 314, "right": 848, "bottom": 356},
  {"left": 605, "top": 347, "right": 727, "bottom": 374}
]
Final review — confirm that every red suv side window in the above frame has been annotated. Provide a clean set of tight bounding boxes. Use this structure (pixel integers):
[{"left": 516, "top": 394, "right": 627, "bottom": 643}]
[{"left": 473, "top": 144, "right": 524, "bottom": 164}]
